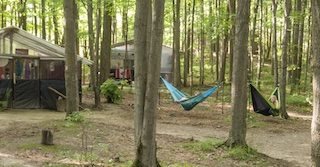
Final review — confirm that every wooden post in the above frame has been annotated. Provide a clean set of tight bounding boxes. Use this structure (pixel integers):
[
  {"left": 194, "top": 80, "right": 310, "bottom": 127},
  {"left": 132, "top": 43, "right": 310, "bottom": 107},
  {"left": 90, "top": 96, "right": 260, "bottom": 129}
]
[{"left": 41, "top": 129, "right": 53, "bottom": 145}]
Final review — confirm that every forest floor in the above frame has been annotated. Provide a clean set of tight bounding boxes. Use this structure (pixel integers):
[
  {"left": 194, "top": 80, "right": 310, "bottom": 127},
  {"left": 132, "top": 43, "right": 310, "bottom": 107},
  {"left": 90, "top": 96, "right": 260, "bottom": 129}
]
[{"left": 0, "top": 91, "right": 312, "bottom": 167}]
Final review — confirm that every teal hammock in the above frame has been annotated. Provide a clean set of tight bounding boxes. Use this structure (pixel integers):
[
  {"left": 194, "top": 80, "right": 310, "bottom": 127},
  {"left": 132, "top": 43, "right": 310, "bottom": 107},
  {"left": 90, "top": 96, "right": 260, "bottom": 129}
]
[{"left": 160, "top": 77, "right": 222, "bottom": 111}]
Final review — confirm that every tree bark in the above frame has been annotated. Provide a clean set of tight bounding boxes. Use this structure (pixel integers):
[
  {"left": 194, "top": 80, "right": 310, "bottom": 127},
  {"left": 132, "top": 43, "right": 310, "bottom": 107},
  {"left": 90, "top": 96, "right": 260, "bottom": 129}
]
[
  {"left": 280, "top": 0, "right": 291, "bottom": 119},
  {"left": 133, "top": 0, "right": 165, "bottom": 166},
  {"left": 227, "top": 0, "right": 250, "bottom": 147},
  {"left": 41, "top": 0, "right": 46, "bottom": 39},
  {"left": 100, "top": 0, "right": 112, "bottom": 83},
  {"left": 183, "top": 0, "right": 189, "bottom": 87},
  {"left": 63, "top": 0, "right": 79, "bottom": 116},
  {"left": 199, "top": 0, "right": 205, "bottom": 85},
  {"left": 173, "top": 0, "right": 182, "bottom": 88},
  {"left": 19, "top": 0, "right": 27, "bottom": 30},
  {"left": 272, "top": 0, "right": 279, "bottom": 87},
  {"left": 52, "top": 1, "right": 59, "bottom": 45},
  {"left": 189, "top": 0, "right": 195, "bottom": 94},
  {"left": 229, "top": 0, "right": 235, "bottom": 83},
  {"left": 94, "top": 0, "right": 102, "bottom": 108},
  {"left": 311, "top": 0, "right": 320, "bottom": 165}
]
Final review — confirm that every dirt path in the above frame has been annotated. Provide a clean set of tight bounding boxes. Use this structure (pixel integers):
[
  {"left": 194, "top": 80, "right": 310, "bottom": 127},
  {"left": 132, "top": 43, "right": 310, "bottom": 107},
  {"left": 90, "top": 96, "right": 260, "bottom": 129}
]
[
  {"left": 0, "top": 152, "right": 34, "bottom": 167},
  {"left": 0, "top": 109, "right": 311, "bottom": 166}
]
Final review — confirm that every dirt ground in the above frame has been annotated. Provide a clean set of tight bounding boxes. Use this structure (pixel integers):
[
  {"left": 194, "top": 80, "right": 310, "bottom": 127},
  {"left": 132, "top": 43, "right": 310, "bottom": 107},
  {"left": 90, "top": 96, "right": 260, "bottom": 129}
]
[{"left": 0, "top": 91, "right": 312, "bottom": 167}]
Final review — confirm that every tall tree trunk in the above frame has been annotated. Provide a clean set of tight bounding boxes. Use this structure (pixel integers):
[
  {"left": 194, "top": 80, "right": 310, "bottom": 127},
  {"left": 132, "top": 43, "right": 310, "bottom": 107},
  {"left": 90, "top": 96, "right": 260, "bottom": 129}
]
[
  {"left": 209, "top": 1, "right": 214, "bottom": 79},
  {"left": 280, "top": 0, "right": 291, "bottom": 119},
  {"left": 190, "top": 0, "right": 195, "bottom": 94},
  {"left": 304, "top": 6, "right": 311, "bottom": 90},
  {"left": 227, "top": 0, "right": 250, "bottom": 147},
  {"left": 1, "top": 1, "right": 7, "bottom": 28},
  {"left": 122, "top": 1, "right": 129, "bottom": 70},
  {"left": 183, "top": 0, "right": 189, "bottom": 86},
  {"left": 250, "top": 0, "right": 259, "bottom": 82},
  {"left": 290, "top": 0, "right": 301, "bottom": 90},
  {"left": 229, "top": 0, "right": 235, "bottom": 82},
  {"left": 311, "top": 0, "right": 320, "bottom": 165},
  {"left": 63, "top": 0, "right": 79, "bottom": 116},
  {"left": 133, "top": 0, "right": 165, "bottom": 166},
  {"left": 100, "top": 0, "right": 113, "bottom": 83},
  {"left": 133, "top": 0, "right": 151, "bottom": 165},
  {"left": 215, "top": 0, "right": 220, "bottom": 82},
  {"left": 199, "top": 0, "right": 205, "bottom": 85},
  {"left": 173, "top": 0, "right": 182, "bottom": 88},
  {"left": 33, "top": 1, "right": 37, "bottom": 35},
  {"left": 218, "top": 3, "right": 230, "bottom": 83},
  {"left": 87, "top": 0, "right": 95, "bottom": 95},
  {"left": 41, "top": 0, "right": 46, "bottom": 40},
  {"left": 296, "top": 0, "right": 307, "bottom": 84},
  {"left": 256, "top": 0, "right": 263, "bottom": 88},
  {"left": 52, "top": 1, "right": 59, "bottom": 45},
  {"left": 112, "top": 11, "right": 117, "bottom": 44},
  {"left": 272, "top": 0, "right": 278, "bottom": 87},
  {"left": 19, "top": 0, "right": 27, "bottom": 30},
  {"left": 94, "top": 0, "right": 102, "bottom": 108}
]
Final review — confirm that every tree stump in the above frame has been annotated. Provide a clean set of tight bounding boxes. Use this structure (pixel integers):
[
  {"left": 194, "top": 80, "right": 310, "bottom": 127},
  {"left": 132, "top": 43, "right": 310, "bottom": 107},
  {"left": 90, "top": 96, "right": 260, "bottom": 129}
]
[
  {"left": 41, "top": 130, "right": 53, "bottom": 145},
  {"left": 56, "top": 97, "right": 66, "bottom": 112}
]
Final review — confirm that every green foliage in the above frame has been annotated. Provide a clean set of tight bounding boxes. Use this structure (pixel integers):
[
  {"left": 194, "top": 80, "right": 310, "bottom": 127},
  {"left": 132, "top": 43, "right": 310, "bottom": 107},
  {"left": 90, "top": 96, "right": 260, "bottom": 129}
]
[
  {"left": 65, "top": 112, "right": 85, "bottom": 123},
  {"left": 287, "top": 94, "right": 311, "bottom": 107},
  {"left": 100, "top": 79, "right": 122, "bottom": 103},
  {"left": 183, "top": 138, "right": 223, "bottom": 152},
  {"left": 228, "top": 146, "right": 258, "bottom": 161}
]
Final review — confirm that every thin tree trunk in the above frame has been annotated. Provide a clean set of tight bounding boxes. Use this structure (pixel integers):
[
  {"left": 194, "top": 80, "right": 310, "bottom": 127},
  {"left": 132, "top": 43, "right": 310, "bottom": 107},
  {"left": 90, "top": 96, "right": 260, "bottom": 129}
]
[
  {"left": 229, "top": 0, "right": 235, "bottom": 82},
  {"left": 311, "top": 0, "right": 320, "bottom": 165},
  {"left": 250, "top": 0, "right": 259, "bottom": 82},
  {"left": 94, "top": 0, "right": 102, "bottom": 108},
  {"left": 100, "top": 0, "right": 112, "bottom": 83},
  {"left": 173, "top": 0, "right": 182, "bottom": 88},
  {"left": 296, "top": 0, "right": 307, "bottom": 84},
  {"left": 52, "top": 1, "right": 59, "bottom": 45},
  {"left": 183, "top": 0, "right": 189, "bottom": 86},
  {"left": 215, "top": 0, "right": 220, "bottom": 82},
  {"left": 209, "top": 1, "right": 214, "bottom": 79},
  {"left": 41, "top": 0, "right": 46, "bottom": 39},
  {"left": 19, "top": 0, "right": 27, "bottom": 30},
  {"left": 63, "top": 0, "right": 79, "bottom": 116},
  {"left": 256, "top": 0, "right": 263, "bottom": 88},
  {"left": 290, "top": 0, "right": 301, "bottom": 90},
  {"left": 304, "top": 6, "right": 311, "bottom": 90},
  {"left": 190, "top": 0, "right": 195, "bottom": 94},
  {"left": 280, "top": 0, "right": 291, "bottom": 119},
  {"left": 87, "top": 0, "right": 95, "bottom": 93},
  {"left": 227, "top": 0, "right": 250, "bottom": 147},
  {"left": 1, "top": 1, "right": 6, "bottom": 28},
  {"left": 33, "top": 1, "right": 37, "bottom": 36},
  {"left": 199, "top": 0, "right": 205, "bottom": 85},
  {"left": 272, "top": 0, "right": 278, "bottom": 87}
]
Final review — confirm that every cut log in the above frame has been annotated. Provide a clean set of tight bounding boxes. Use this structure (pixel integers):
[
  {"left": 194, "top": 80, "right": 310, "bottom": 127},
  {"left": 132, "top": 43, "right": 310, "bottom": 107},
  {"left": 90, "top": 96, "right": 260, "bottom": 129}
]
[{"left": 41, "top": 130, "right": 53, "bottom": 145}]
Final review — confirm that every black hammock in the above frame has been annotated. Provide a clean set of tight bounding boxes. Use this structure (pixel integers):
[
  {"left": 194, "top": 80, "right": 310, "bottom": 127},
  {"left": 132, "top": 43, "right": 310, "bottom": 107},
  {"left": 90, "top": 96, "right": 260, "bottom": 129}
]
[{"left": 249, "top": 84, "right": 280, "bottom": 116}]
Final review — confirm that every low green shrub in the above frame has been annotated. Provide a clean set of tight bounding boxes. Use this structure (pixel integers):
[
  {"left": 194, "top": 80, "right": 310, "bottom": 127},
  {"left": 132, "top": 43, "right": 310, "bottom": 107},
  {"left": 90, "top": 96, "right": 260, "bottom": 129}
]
[
  {"left": 65, "top": 112, "right": 85, "bottom": 123},
  {"left": 100, "top": 79, "right": 122, "bottom": 103}
]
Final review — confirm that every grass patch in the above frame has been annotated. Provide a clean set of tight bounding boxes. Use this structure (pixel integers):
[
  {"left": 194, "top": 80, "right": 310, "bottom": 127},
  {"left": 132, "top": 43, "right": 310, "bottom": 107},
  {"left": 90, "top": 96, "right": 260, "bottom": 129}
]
[
  {"left": 183, "top": 138, "right": 224, "bottom": 153},
  {"left": 287, "top": 94, "right": 311, "bottom": 107},
  {"left": 228, "top": 146, "right": 258, "bottom": 160}
]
